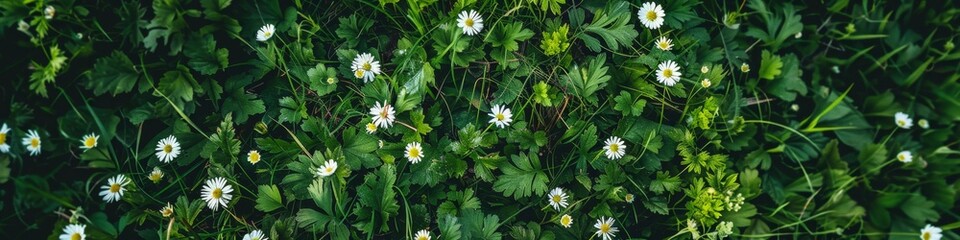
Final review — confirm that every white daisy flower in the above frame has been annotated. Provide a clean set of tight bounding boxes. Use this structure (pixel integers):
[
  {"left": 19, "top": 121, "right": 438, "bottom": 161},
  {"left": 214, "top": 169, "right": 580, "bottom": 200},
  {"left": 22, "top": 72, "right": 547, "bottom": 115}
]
[
  {"left": 365, "top": 122, "right": 378, "bottom": 134},
  {"left": 256, "top": 24, "right": 275, "bottom": 42},
  {"left": 159, "top": 202, "right": 174, "bottom": 218},
  {"left": 488, "top": 104, "right": 514, "bottom": 128},
  {"left": 655, "top": 36, "right": 673, "bottom": 51},
  {"left": 594, "top": 217, "right": 619, "bottom": 240},
  {"left": 369, "top": 102, "right": 396, "bottom": 129},
  {"left": 897, "top": 151, "right": 913, "bottom": 163},
  {"left": 559, "top": 214, "right": 573, "bottom": 228},
  {"left": 918, "top": 119, "right": 930, "bottom": 129},
  {"left": 656, "top": 60, "right": 682, "bottom": 86},
  {"left": 44, "top": 5, "right": 55, "bottom": 19},
  {"left": 148, "top": 167, "right": 164, "bottom": 183},
  {"left": 242, "top": 230, "right": 268, "bottom": 240},
  {"left": 351, "top": 53, "right": 381, "bottom": 83},
  {"left": 317, "top": 159, "right": 338, "bottom": 177},
  {"left": 920, "top": 224, "right": 943, "bottom": 240},
  {"left": 624, "top": 193, "right": 635, "bottom": 203},
  {"left": 701, "top": 79, "right": 712, "bottom": 88},
  {"left": 58, "top": 223, "right": 85, "bottom": 240},
  {"left": 22, "top": 129, "right": 41, "bottom": 156},
  {"left": 201, "top": 177, "right": 234, "bottom": 211},
  {"left": 155, "top": 135, "right": 181, "bottom": 163},
  {"left": 894, "top": 112, "right": 913, "bottom": 129},
  {"left": 247, "top": 150, "right": 263, "bottom": 165},
  {"left": 0, "top": 123, "right": 10, "bottom": 153},
  {"left": 547, "top": 187, "right": 569, "bottom": 211},
  {"left": 603, "top": 136, "right": 627, "bottom": 160},
  {"left": 405, "top": 142, "right": 424, "bottom": 164},
  {"left": 98, "top": 174, "right": 130, "bottom": 203},
  {"left": 701, "top": 66, "right": 709, "bottom": 73},
  {"left": 637, "top": 2, "right": 665, "bottom": 29},
  {"left": 740, "top": 62, "right": 750, "bottom": 72},
  {"left": 414, "top": 229, "right": 431, "bottom": 240},
  {"left": 456, "top": 10, "right": 484, "bottom": 36},
  {"left": 80, "top": 133, "right": 99, "bottom": 151}
]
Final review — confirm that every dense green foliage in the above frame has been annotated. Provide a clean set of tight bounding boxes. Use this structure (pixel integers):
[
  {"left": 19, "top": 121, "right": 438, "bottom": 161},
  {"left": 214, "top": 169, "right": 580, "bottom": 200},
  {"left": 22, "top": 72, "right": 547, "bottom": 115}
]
[{"left": 1, "top": 0, "right": 959, "bottom": 239}]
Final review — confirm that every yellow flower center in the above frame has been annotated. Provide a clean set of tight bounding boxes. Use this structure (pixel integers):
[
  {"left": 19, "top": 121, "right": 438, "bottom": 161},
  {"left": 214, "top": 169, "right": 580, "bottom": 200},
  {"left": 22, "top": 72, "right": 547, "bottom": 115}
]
[
  {"left": 363, "top": 62, "right": 372, "bottom": 71},
  {"left": 465, "top": 18, "right": 474, "bottom": 27},
  {"left": 496, "top": 113, "right": 505, "bottom": 121},
  {"left": 0, "top": 133, "right": 6, "bottom": 144},
  {"left": 380, "top": 106, "right": 390, "bottom": 118},
  {"left": 249, "top": 152, "right": 260, "bottom": 163},
  {"left": 663, "top": 69, "right": 674, "bottom": 78},
  {"left": 552, "top": 195, "right": 562, "bottom": 203},
  {"left": 30, "top": 138, "right": 39, "bottom": 148},
  {"left": 923, "top": 232, "right": 931, "bottom": 240},
  {"left": 366, "top": 123, "right": 377, "bottom": 132},
  {"left": 898, "top": 154, "right": 906, "bottom": 161},
  {"left": 646, "top": 11, "right": 658, "bottom": 21},
  {"left": 150, "top": 173, "right": 162, "bottom": 181},
  {"left": 71, "top": 233, "right": 81, "bottom": 240},
  {"left": 109, "top": 183, "right": 121, "bottom": 193},
  {"left": 264, "top": 31, "right": 272, "bottom": 37},
  {"left": 897, "top": 120, "right": 906, "bottom": 126},
  {"left": 600, "top": 223, "right": 610, "bottom": 233},
  {"left": 325, "top": 166, "right": 335, "bottom": 174},
  {"left": 561, "top": 216, "right": 572, "bottom": 226},
  {"left": 609, "top": 144, "right": 619, "bottom": 152},
  {"left": 162, "top": 208, "right": 173, "bottom": 217},
  {"left": 212, "top": 188, "right": 222, "bottom": 199},
  {"left": 408, "top": 148, "right": 420, "bottom": 158},
  {"left": 659, "top": 42, "right": 669, "bottom": 49},
  {"left": 163, "top": 144, "right": 173, "bottom": 153},
  {"left": 355, "top": 69, "right": 365, "bottom": 78},
  {"left": 417, "top": 236, "right": 429, "bottom": 240},
  {"left": 84, "top": 137, "right": 96, "bottom": 148}
]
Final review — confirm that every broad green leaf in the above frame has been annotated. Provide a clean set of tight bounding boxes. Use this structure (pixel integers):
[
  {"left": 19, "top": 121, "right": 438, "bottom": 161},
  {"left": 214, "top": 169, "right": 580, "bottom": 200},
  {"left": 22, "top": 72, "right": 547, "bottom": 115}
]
[
  {"left": 353, "top": 165, "right": 400, "bottom": 234},
  {"left": 493, "top": 151, "right": 549, "bottom": 199},
  {"left": 184, "top": 34, "right": 229, "bottom": 75},
  {"left": 758, "top": 50, "right": 783, "bottom": 80},
  {"left": 579, "top": 1, "right": 638, "bottom": 52},
  {"left": 255, "top": 184, "right": 283, "bottom": 212},
  {"left": 86, "top": 51, "right": 140, "bottom": 96}
]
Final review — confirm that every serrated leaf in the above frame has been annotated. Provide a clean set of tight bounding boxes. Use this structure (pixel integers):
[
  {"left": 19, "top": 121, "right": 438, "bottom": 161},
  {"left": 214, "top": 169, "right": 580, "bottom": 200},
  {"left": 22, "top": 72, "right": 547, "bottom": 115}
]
[
  {"left": 184, "top": 34, "right": 229, "bottom": 75},
  {"left": 86, "top": 51, "right": 140, "bottom": 96},
  {"left": 579, "top": 1, "right": 638, "bottom": 52},
  {"left": 493, "top": 151, "right": 549, "bottom": 199},
  {"left": 649, "top": 171, "right": 681, "bottom": 194},
  {"left": 561, "top": 55, "right": 610, "bottom": 105},
  {"left": 255, "top": 184, "right": 283, "bottom": 212},
  {"left": 759, "top": 50, "right": 782, "bottom": 80},
  {"left": 353, "top": 165, "right": 400, "bottom": 234}
]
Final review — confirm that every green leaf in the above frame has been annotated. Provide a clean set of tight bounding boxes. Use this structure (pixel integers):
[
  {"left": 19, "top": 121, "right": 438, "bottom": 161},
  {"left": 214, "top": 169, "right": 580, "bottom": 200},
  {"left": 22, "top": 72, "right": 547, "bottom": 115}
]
[
  {"left": 901, "top": 194, "right": 940, "bottom": 222},
  {"left": 744, "top": 1, "right": 802, "bottom": 51},
  {"left": 613, "top": 91, "right": 646, "bottom": 116},
  {"left": 758, "top": 50, "right": 783, "bottom": 80},
  {"left": 439, "top": 214, "right": 463, "bottom": 240},
  {"left": 560, "top": 55, "right": 610, "bottom": 105},
  {"left": 341, "top": 128, "right": 379, "bottom": 169},
  {"left": 643, "top": 197, "right": 669, "bottom": 215},
  {"left": 486, "top": 22, "right": 534, "bottom": 51},
  {"left": 202, "top": 114, "right": 241, "bottom": 164},
  {"left": 295, "top": 208, "right": 331, "bottom": 232},
  {"left": 578, "top": 1, "right": 638, "bottom": 52},
  {"left": 156, "top": 65, "right": 201, "bottom": 108},
  {"left": 335, "top": 14, "right": 374, "bottom": 48},
  {"left": 764, "top": 54, "right": 807, "bottom": 101},
  {"left": 649, "top": 171, "right": 681, "bottom": 194},
  {"left": 85, "top": 51, "right": 140, "bottom": 96},
  {"left": 255, "top": 184, "right": 283, "bottom": 212},
  {"left": 353, "top": 165, "right": 400, "bottom": 234},
  {"left": 460, "top": 209, "right": 502, "bottom": 240},
  {"left": 220, "top": 76, "right": 265, "bottom": 123},
  {"left": 306, "top": 63, "right": 338, "bottom": 96},
  {"left": 493, "top": 151, "right": 550, "bottom": 199},
  {"left": 739, "top": 169, "right": 762, "bottom": 198},
  {"left": 184, "top": 34, "right": 229, "bottom": 75},
  {"left": 278, "top": 97, "right": 307, "bottom": 124}
]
